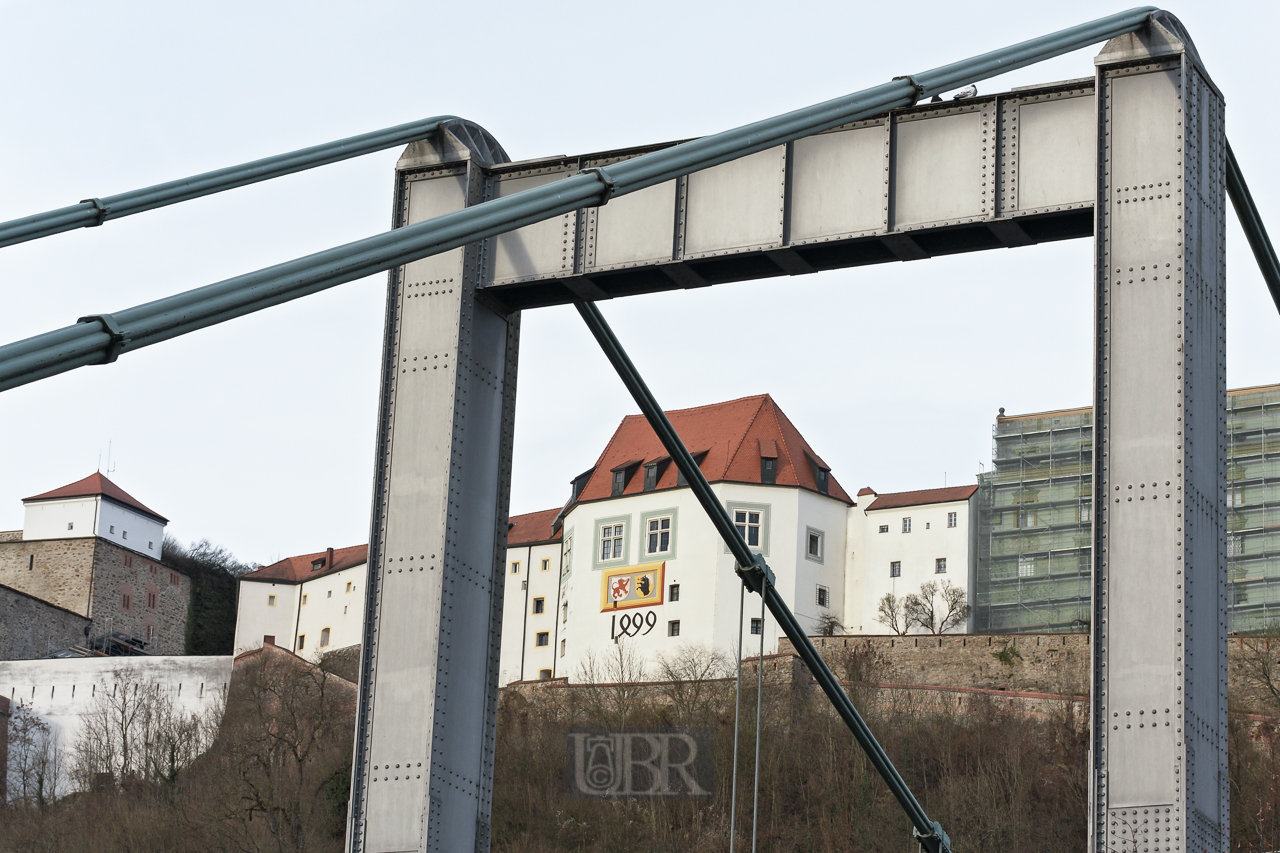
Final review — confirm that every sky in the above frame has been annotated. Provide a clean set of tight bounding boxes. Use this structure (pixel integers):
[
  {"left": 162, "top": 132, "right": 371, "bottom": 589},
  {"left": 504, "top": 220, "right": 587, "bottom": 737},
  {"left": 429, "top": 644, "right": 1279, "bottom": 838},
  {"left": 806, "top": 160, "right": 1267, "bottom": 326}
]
[{"left": 1, "top": 0, "right": 1276, "bottom": 567}]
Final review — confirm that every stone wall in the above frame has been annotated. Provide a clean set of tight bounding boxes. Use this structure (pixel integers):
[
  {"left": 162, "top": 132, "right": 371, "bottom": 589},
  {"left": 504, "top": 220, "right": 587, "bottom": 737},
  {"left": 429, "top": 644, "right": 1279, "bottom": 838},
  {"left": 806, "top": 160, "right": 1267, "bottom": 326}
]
[
  {"left": 0, "top": 537, "right": 96, "bottom": 615},
  {"left": 0, "top": 537, "right": 189, "bottom": 655},
  {"left": 0, "top": 584, "right": 90, "bottom": 661},
  {"left": 0, "top": 694, "right": 9, "bottom": 802}
]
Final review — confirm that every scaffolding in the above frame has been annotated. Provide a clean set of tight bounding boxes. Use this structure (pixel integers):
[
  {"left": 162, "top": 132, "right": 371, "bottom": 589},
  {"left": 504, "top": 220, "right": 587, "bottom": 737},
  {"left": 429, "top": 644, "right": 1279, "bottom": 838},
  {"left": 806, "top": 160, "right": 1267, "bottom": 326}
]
[{"left": 975, "top": 384, "right": 1280, "bottom": 634}]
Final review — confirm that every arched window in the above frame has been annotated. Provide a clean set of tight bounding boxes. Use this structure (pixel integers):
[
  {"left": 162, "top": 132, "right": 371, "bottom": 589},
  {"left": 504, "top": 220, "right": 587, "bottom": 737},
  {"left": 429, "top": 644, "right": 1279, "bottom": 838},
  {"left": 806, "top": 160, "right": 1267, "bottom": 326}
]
[{"left": 320, "top": 627, "right": 331, "bottom": 648}]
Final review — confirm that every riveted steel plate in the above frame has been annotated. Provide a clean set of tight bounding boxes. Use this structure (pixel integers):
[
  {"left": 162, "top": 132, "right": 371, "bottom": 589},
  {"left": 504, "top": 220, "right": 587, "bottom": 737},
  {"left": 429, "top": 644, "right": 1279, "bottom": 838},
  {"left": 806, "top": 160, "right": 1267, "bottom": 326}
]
[
  {"left": 892, "top": 108, "right": 987, "bottom": 229},
  {"left": 492, "top": 169, "right": 576, "bottom": 283},
  {"left": 790, "top": 124, "right": 887, "bottom": 242},
  {"left": 1017, "top": 94, "right": 1095, "bottom": 211},
  {"left": 589, "top": 179, "right": 677, "bottom": 270},
  {"left": 683, "top": 146, "right": 785, "bottom": 257}
]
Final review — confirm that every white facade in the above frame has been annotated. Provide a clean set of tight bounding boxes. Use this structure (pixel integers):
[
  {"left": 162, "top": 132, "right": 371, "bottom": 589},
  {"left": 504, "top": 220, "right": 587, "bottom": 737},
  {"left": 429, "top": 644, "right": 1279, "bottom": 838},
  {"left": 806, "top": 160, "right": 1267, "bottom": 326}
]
[
  {"left": 233, "top": 562, "right": 368, "bottom": 661},
  {"left": 845, "top": 492, "right": 977, "bottom": 634},
  {"left": 22, "top": 494, "right": 165, "bottom": 557},
  {"left": 498, "top": 541, "right": 567, "bottom": 684}
]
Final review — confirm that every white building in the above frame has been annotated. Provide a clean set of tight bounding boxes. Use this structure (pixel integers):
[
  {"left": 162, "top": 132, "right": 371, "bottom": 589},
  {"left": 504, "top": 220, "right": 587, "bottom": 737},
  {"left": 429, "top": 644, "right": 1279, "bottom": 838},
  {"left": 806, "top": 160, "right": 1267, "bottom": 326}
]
[
  {"left": 22, "top": 472, "right": 167, "bottom": 557},
  {"left": 232, "top": 545, "right": 368, "bottom": 661},
  {"left": 844, "top": 485, "right": 978, "bottom": 634}
]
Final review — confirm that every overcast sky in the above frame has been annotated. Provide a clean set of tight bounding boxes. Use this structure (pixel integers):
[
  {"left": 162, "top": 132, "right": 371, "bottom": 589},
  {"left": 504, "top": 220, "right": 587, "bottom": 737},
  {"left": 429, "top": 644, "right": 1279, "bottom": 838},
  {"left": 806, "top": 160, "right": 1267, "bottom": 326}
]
[{"left": 1, "top": 1, "right": 1275, "bottom": 567}]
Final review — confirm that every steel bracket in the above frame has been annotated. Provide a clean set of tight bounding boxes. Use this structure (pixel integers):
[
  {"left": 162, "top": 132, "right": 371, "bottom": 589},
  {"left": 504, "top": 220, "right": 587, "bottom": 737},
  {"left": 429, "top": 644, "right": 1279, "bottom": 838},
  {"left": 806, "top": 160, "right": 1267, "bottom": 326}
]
[
  {"left": 578, "top": 166, "right": 616, "bottom": 207},
  {"left": 735, "top": 552, "right": 776, "bottom": 595},
  {"left": 76, "top": 313, "right": 128, "bottom": 363},
  {"left": 79, "top": 197, "right": 108, "bottom": 226},
  {"left": 914, "top": 820, "right": 952, "bottom": 853},
  {"left": 892, "top": 75, "right": 927, "bottom": 106}
]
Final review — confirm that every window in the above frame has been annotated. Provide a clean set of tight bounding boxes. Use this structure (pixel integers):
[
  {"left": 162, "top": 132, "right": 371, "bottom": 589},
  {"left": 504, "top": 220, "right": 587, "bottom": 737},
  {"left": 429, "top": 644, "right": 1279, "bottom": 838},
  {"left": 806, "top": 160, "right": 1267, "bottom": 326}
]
[
  {"left": 532, "top": 597, "right": 545, "bottom": 614},
  {"left": 1018, "top": 555, "right": 1035, "bottom": 578},
  {"left": 541, "top": 558, "right": 550, "bottom": 572},
  {"left": 122, "top": 531, "right": 127, "bottom": 540},
  {"left": 669, "top": 583, "right": 680, "bottom": 602},
  {"left": 735, "top": 510, "right": 762, "bottom": 548},
  {"left": 562, "top": 601, "right": 569, "bottom": 622},
  {"left": 935, "top": 558, "right": 947, "bottom": 574},
  {"left": 268, "top": 594, "right": 277, "bottom": 606},
  {"left": 814, "top": 468, "right": 829, "bottom": 495},
  {"left": 878, "top": 525, "right": 889, "bottom": 534},
  {"left": 535, "top": 632, "right": 550, "bottom": 647},
  {"left": 1230, "top": 487, "right": 1246, "bottom": 508},
  {"left": 816, "top": 585, "right": 830, "bottom": 608},
  {"left": 761, "top": 457, "right": 776, "bottom": 485},
  {"left": 346, "top": 581, "right": 353, "bottom": 593},
  {"left": 805, "top": 528, "right": 824, "bottom": 563},
  {"left": 612, "top": 469, "right": 627, "bottom": 495},
  {"left": 67, "top": 522, "right": 73, "bottom": 530},
  {"left": 146, "top": 592, "right": 157, "bottom": 609},
  {"left": 890, "top": 561, "right": 901, "bottom": 578},
  {"left": 510, "top": 561, "right": 521, "bottom": 574},
  {"left": 560, "top": 639, "right": 566, "bottom": 657},
  {"left": 925, "top": 522, "right": 930, "bottom": 529},
  {"left": 668, "top": 620, "right": 680, "bottom": 637},
  {"left": 538, "top": 669, "right": 553, "bottom": 681},
  {"left": 320, "top": 627, "right": 330, "bottom": 648},
  {"left": 122, "top": 593, "right": 131, "bottom": 610},
  {"left": 149, "top": 562, "right": 158, "bottom": 575},
  {"left": 1229, "top": 536, "right": 1243, "bottom": 557},
  {"left": 297, "top": 635, "right": 306, "bottom": 651},
  {"left": 1080, "top": 502, "right": 1092, "bottom": 523},
  {"left": 302, "top": 594, "right": 308, "bottom": 605},
  {"left": 124, "top": 554, "right": 133, "bottom": 568},
  {"left": 170, "top": 571, "right": 180, "bottom": 587},
  {"left": 647, "top": 516, "right": 672, "bottom": 555},
  {"left": 327, "top": 590, "right": 332, "bottom": 598},
  {"left": 344, "top": 606, "right": 348, "bottom": 614},
  {"left": 148, "top": 541, "right": 154, "bottom": 550},
  {"left": 643, "top": 462, "right": 659, "bottom": 492},
  {"left": 947, "top": 511, "right": 958, "bottom": 528},
  {"left": 110, "top": 525, "right": 115, "bottom": 534},
  {"left": 677, "top": 451, "right": 708, "bottom": 487},
  {"left": 599, "top": 523, "right": 625, "bottom": 562},
  {"left": 901, "top": 517, "right": 912, "bottom": 533},
  {"left": 750, "top": 618, "right": 762, "bottom": 635},
  {"left": 312, "top": 559, "right": 325, "bottom": 572},
  {"left": 263, "top": 635, "right": 275, "bottom": 646}
]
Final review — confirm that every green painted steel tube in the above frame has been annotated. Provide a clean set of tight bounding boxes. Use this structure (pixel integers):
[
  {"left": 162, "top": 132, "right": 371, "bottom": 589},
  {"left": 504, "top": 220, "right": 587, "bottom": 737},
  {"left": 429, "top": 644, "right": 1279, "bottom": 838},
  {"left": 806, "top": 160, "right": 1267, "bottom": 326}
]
[
  {"left": 1226, "top": 141, "right": 1280, "bottom": 315},
  {"left": 0, "top": 116, "right": 485, "bottom": 248},
  {"left": 574, "top": 300, "right": 951, "bottom": 853},
  {"left": 0, "top": 7, "right": 1162, "bottom": 392}
]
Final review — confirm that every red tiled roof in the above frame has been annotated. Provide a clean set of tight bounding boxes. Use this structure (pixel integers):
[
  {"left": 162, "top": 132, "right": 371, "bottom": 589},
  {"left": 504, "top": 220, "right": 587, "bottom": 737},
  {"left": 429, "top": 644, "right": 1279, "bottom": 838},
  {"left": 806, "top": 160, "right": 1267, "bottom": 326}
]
[
  {"left": 574, "top": 395, "right": 852, "bottom": 504},
  {"left": 857, "top": 487, "right": 876, "bottom": 497},
  {"left": 508, "top": 508, "right": 564, "bottom": 547},
  {"left": 863, "top": 485, "right": 978, "bottom": 512},
  {"left": 242, "top": 544, "right": 368, "bottom": 584},
  {"left": 24, "top": 472, "right": 169, "bottom": 524}
]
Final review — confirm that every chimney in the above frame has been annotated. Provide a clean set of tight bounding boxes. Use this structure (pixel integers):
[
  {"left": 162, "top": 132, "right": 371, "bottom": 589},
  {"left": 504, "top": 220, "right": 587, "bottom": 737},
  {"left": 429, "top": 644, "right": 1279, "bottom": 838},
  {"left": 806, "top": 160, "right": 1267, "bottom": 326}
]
[{"left": 326, "top": 547, "right": 334, "bottom": 570}]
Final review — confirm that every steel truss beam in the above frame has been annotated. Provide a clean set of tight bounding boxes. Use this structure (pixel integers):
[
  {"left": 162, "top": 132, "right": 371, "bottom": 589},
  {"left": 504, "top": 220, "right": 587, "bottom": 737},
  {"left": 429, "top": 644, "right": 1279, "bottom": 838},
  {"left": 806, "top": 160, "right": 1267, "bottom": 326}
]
[
  {"left": 0, "top": 6, "right": 1160, "bottom": 394},
  {"left": 0, "top": 117, "right": 506, "bottom": 249}
]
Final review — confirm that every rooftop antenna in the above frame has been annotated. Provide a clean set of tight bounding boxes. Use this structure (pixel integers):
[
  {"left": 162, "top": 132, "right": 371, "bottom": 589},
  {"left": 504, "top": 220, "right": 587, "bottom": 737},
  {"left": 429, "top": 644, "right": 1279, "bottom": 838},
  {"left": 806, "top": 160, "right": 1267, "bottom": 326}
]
[{"left": 104, "top": 440, "right": 116, "bottom": 476}]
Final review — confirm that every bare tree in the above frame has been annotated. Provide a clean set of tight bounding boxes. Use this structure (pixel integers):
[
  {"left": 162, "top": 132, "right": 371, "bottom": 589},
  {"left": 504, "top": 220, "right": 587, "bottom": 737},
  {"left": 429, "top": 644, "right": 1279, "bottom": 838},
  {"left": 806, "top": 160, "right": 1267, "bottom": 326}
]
[
  {"left": 655, "top": 643, "right": 731, "bottom": 724},
  {"left": 6, "top": 702, "right": 63, "bottom": 808},
  {"left": 904, "top": 579, "right": 971, "bottom": 635},
  {"left": 574, "top": 639, "right": 650, "bottom": 728},
  {"left": 814, "top": 612, "right": 844, "bottom": 637},
  {"left": 1234, "top": 625, "right": 1280, "bottom": 714},
  {"left": 875, "top": 593, "right": 909, "bottom": 635}
]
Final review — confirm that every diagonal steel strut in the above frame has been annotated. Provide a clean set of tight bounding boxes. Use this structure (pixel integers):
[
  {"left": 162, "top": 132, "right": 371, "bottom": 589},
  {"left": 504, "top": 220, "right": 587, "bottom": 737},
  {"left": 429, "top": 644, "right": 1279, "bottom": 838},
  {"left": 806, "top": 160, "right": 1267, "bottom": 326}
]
[
  {"left": 1226, "top": 141, "right": 1280, "bottom": 315},
  {"left": 574, "top": 299, "right": 953, "bottom": 853}
]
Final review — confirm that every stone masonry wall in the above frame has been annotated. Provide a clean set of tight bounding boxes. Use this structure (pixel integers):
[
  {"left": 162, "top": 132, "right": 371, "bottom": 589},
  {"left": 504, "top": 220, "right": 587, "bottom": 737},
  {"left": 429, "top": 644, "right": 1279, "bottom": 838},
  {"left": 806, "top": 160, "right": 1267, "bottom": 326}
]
[
  {"left": 90, "top": 541, "right": 189, "bottom": 655},
  {"left": 0, "top": 585, "right": 90, "bottom": 661},
  {"left": 0, "top": 538, "right": 96, "bottom": 615},
  {"left": 0, "top": 537, "right": 189, "bottom": 655}
]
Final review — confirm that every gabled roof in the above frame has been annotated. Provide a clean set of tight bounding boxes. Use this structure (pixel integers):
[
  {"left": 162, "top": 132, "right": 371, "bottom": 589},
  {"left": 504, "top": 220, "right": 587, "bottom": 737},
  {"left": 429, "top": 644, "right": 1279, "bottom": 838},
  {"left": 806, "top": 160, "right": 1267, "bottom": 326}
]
[
  {"left": 573, "top": 395, "right": 852, "bottom": 505},
  {"left": 241, "top": 544, "right": 368, "bottom": 584},
  {"left": 863, "top": 485, "right": 978, "bottom": 512},
  {"left": 24, "top": 472, "right": 169, "bottom": 524},
  {"left": 508, "top": 508, "right": 564, "bottom": 547}
]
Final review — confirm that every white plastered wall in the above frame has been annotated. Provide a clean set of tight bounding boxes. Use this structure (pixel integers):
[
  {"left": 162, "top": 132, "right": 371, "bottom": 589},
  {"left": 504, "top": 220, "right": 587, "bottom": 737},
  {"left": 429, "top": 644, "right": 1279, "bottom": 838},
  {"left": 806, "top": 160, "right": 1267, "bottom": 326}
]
[
  {"left": 21, "top": 497, "right": 99, "bottom": 540},
  {"left": 232, "top": 580, "right": 299, "bottom": 654},
  {"left": 295, "top": 563, "right": 367, "bottom": 660}
]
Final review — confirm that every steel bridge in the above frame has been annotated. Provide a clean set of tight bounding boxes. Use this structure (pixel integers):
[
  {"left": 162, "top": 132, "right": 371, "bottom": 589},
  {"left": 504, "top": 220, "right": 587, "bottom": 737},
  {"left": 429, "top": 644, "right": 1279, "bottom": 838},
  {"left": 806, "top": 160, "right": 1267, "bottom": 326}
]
[{"left": 2, "top": 8, "right": 1277, "bottom": 853}]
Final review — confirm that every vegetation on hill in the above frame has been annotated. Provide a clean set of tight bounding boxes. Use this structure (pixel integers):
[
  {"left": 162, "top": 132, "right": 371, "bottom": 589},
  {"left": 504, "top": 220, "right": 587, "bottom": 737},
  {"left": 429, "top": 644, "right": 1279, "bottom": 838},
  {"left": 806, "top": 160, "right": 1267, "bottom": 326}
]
[{"left": 163, "top": 534, "right": 256, "bottom": 656}]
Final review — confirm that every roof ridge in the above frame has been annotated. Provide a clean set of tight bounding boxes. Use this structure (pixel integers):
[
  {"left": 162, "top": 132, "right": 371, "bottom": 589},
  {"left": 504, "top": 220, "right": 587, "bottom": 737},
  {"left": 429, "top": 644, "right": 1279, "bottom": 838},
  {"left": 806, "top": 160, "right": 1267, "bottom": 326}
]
[
  {"left": 717, "top": 396, "right": 769, "bottom": 479},
  {"left": 764, "top": 397, "right": 799, "bottom": 481},
  {"left": 655, "top": 393, "right": 770, "bottom": 417}
]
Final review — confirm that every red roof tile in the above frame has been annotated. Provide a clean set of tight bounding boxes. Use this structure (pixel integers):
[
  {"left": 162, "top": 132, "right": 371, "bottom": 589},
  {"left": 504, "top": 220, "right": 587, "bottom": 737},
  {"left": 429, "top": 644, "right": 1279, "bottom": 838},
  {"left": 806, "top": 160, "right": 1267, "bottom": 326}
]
[
  {"left": 857, "top": 487, "right": 876, "bottom": 497},
  {"left": 24, "top": 473, "right": 169, "bottom": 524},
  {"left": 863, "top": 485, "right": 978, "bottom": 512},
  {"left": 507, "top": 508, "right": 564, "bottom": 547},
  {"left": 574, "top": 395, "right": 852, "bottom": 505},
  {"left": 242, "top": 544, "right": 368, "bottom": 584}
]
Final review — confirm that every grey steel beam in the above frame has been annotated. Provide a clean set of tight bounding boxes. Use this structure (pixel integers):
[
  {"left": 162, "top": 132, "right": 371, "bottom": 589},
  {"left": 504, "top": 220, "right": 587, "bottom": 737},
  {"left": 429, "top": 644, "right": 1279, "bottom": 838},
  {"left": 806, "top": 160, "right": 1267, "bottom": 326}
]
[
  {"left": 1091, "top": 17, "right": 1227, "bottom": 853},
  {"left": 0, "top": 118, "right": 506, "bottom": 248},
  {"left": 0, "top": 7, "right": 1161, "bottom": 394},
  {"left": 347, "top": 140, "right": 518, "bottom": 853},
  {"left": 1225, "top": 141, "right": 1280, "bottom": 314},
  {"left": 575, "top": 299, "right": 952, "bottom": 853}
]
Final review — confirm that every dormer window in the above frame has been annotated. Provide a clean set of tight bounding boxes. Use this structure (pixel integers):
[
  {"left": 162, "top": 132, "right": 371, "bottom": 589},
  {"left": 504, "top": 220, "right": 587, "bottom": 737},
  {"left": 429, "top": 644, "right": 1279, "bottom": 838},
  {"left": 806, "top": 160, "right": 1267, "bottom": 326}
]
[
  {"left": 805, "top": 452, "right": 830, "bottom": 496},
  {"left": 610, "top": 460, "right": 643, "bottom": 497},
  {"left": 676, "top": 451, "right": 709, "bottom": 488},
  {"left": 761, "top": 457, "right": 776, "bottom": 485},
  {"left": 642, "top": 457, "right": 671, "bottom": 492},
  {"left": 312, "top": 559, "right": 325, "bottom": 572},
  {"left": 612, "top": 470, "right": 626, "bottom": 495}
]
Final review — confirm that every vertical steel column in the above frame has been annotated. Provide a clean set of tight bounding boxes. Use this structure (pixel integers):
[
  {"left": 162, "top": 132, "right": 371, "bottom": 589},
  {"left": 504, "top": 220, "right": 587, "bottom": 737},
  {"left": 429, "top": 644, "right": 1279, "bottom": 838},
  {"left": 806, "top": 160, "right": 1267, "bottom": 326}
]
[
  {"left": 347, "top": 131, "right": 518, "bottom": 852},
  {"left": 1091, "top": 17, "right": 1227, "bottom": 853}
]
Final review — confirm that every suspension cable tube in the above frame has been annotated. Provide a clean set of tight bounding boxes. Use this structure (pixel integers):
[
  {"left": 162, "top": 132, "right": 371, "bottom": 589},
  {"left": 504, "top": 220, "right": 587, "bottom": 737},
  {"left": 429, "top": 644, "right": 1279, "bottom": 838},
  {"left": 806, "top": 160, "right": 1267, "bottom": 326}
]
[
  {"left": 729, "top": 584, "right": 744, "bottom": 853},
  {"left": 574, "top": 300, "right": 951, "bottom": 853},
  {"left": 1226, "top": 140, "right": 1280, "bottom": 315},
  {"left": 0, "top": 116, "right": 500, "bottom": 249},
  {"left": 0, "top": 7, "right": 1163, "bottom": 392},
  {"left": 751, "top": 591, "right": 764, "bottom": 853}
]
